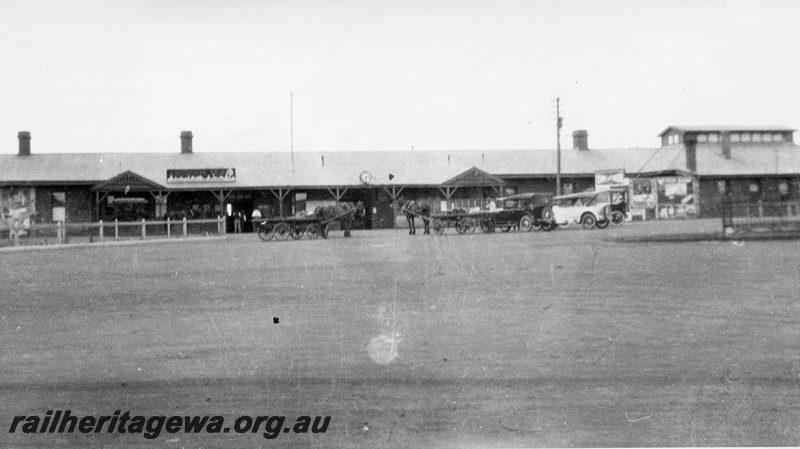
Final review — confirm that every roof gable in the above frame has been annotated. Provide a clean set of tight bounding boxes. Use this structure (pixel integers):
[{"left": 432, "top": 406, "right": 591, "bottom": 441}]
[
  {"left": 441, "top": 166, "right": 505, "bottom": 186},
  {"left": 91, "top": 170, "right": 166, "bottom": 192}
]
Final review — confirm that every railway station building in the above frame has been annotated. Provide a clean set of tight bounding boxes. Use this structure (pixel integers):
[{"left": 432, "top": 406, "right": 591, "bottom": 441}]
[{"left": 2, "top": 125, "right": 799, "bottom": 232}]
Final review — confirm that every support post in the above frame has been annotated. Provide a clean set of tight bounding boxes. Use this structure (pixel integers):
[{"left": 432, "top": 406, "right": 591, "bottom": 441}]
[
  {"left": 115, "top": 219, "right": 119, "bottom": 241},
  {"left": 142, "top": 219, "right": 146, "bottom": 239},
  {"left": 183, "top": 217, "right": 188, "bottom": 237},
  {"left": 270, "top": 188, "right": 291, "bottom": 217},
  {"left": 167, "top": 217, "right": 171, "bottom": 239},
  {"left": 57, "top": 221, "right": 63, "bottom": 244},
  {"left": 556, "top": 97, "right": 562, "bottom": 196},
  {"left": 99, "top": 220, "right": 104, "bottom": 243}
]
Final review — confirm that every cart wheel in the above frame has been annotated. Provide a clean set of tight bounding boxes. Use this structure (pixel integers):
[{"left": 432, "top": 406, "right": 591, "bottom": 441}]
[
  {"left": 273, "top": 222, "right": 292, "bottom": 241},
  {"left": 581, "top": 213, "right": 597, "bottom": 230},
  {"left": 290, "top": 224, "right": 304, "bottom": 240},
  {"left": 432, "top": 219, "right": 445, "bottom": 235},
  {"left": 459, "top": 218, "right": 476, "bottom": 234},
  {"left": 519, "top": 215, "right": 533, "bottom": 232},
  {"left": 596, "top": 219, "right": 610, "bottom": 229},
  {"left": 257, "top": 223, "right": 274, "bottom": 241},
  {"left": 306, "top": 223, "right": 322, "bottom": 239},
  {"left": 610, "top": 210, "right": 626, "bottom": 226}
]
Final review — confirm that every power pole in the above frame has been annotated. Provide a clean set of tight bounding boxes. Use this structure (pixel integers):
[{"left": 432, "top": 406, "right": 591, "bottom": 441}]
[
  {"left": 290, "top": 91, "right": 295, "bottom": 173},
  {"left": 556, "top": 97, "right": 563, "bottom": 196}
]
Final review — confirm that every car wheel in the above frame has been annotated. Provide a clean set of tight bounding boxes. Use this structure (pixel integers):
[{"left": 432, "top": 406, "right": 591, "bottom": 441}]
[
  {"left": 610, "top": 210, "right": 626, "bottom": 226},
  {"left": 595, "top": 219, "right": 610, "bottom": 229},
  {"left": 532, "top": 222, "right": 543, "bottom": 231},
  {"left": 542, "top": 221, "right": 556, "bottom": 232},
  {"left": 581, "top": 214, "right": 597, "bottom": 230},
  {"left": 519, "top": 215, "right": 533, "bottom": 232},
  {"left": 501, "top": 226, "right": 511, "bottom": 233}
]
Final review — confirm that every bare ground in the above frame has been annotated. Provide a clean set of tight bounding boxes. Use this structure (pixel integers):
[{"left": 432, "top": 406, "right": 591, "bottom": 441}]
[{"left": 2, "top": 220, "right": 800, "bottom": 447}]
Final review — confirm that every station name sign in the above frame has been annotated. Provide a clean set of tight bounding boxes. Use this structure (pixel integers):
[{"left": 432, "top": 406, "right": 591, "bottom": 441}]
[
  {"left": 595, "top": 170, "right": 625, "bottom": 186},
  {"left": 166, "top": 168, "right": 236, "bottom": 184}
]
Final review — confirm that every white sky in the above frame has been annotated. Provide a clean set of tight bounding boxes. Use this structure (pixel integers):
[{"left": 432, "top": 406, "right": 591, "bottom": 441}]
[{"left": 2, "top": 0, "right": 800, "bottom": 154}]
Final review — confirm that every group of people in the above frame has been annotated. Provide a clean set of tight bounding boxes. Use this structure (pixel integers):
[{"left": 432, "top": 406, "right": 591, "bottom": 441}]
[{"left": 231, "top": 208, "right": 267, "bottom": 233}]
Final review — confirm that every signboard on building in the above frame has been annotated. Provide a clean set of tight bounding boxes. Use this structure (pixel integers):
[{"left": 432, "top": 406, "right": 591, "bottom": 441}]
[
  {"left": 595, "top": 170, "right": 625, "bottom": 190},
  {"left": 1, "top": 187, "right": 36, "bottom": 234},
  {"left": 628, "top": 178, "right": 656, "bottom": 219},
  {"left": 166, "top": 168, "right": 236, "bottom": 184},
  {"left": 655, "top": 176, "right": 696, "bottom": 219}
]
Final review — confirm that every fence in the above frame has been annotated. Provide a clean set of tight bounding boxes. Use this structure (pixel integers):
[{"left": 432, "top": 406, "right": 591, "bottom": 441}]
[
  {"left": 0, "top": 217, "right": 226, "bottom": 247},
  {"left": 721, "top": 201, "right": 800, "bottom": 233}
]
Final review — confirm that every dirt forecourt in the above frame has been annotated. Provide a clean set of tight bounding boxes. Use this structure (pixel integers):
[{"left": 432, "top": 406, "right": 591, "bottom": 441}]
[{"left": 2, "top": 220, "right": 799, "bottom": 448}]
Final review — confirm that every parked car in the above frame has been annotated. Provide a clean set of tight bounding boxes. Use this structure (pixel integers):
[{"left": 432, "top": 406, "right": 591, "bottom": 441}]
[
  {"left": 484, "top": 193, "right": 555, "bottom": 232},
  {"left": 552, "top": 190, "right": 614, "bottom": 229}
]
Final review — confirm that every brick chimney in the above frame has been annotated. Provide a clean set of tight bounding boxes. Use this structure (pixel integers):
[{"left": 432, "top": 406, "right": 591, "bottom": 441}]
[
  {"left": 721, "top": 130, "right": 731, "bottom": 160},
  {"left": 18, "top": 131, "right": 31, "bottom": 156},
  {"left": 572, "top": 130, "right": 588, "bottom": 151},
  {"left": 684, "top": 134, "right": 697, "bottom": 172},
  {"left": 180, "top": 131, "right": 193, "bottom": 154}
]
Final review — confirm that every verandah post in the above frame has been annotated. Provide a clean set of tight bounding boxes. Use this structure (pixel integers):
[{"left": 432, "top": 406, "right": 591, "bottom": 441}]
[
  {"left": 183, "top": 217, "right": 187, "bottom": 237},
  {"left": 99, "top": 220, "right": 104, "bottom": 243}
]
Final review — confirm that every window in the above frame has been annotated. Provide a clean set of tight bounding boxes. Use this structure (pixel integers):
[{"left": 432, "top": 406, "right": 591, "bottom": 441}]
[
  {"left": 717, "top": 180, "right": 728, "bottom": 195},
  {"left": 773, "top": 133, "right": 784, "bottom": 142},
  {"left": 697, "top": 134, "right": 708, "bottom": 143},
  {"left": 752, "top": 133, "right": 762, "bottom": 142},
  {"left": 741, "top": 133, "right": 751, "bottom": 142},
  {"left": 562, "top": 182, "right": 574, "bottom": 195},
  {"left": 749, "top": 181, "right": 760, "bottom": 193},
  {"left": 708, "top": 133, "right": 719, "bottom": 143},
  {"left": 777, "top": 180, "right": 790, "bottom": 196},
  {"left": 762, "top": 133, "right": 773, "bottom": 142},
  {"left": 730, "top": 133, "right": 741, "bottom": 143}
]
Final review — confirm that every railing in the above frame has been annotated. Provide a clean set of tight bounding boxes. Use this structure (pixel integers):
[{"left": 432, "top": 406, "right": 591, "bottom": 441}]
[
  {"left": 721, "top": 201, "right": 800, "bottom": 232},
  {"left": 0, "top": 217, "right": 226, "bottom": 247}
]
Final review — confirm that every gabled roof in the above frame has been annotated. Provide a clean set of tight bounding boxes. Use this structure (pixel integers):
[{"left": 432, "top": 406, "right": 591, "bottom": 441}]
[
  {"left": 91, "top": 170, "right": 165, "bottom": 192},
  {"left": 658, "top": 125, "right": 796, "bottom": 137},
  {"left": 0, "top": 148, "right": 687, "bottom": 188},
  {"left": 441, "top": 166, "right": 504, "bottom": 186}
]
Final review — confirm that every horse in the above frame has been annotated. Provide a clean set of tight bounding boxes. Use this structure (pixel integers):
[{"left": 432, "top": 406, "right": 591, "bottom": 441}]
[
  {"left": 314, "top": 201, "right": 365, "bottom": 238},
  {"left": 398, "top": 198, "right": 431, "bottom": 235}
]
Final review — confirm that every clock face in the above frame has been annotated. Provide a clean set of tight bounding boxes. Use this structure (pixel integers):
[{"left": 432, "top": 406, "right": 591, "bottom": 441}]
[{"left": 359, "top": 171, "right": 373, "bottom": 184}]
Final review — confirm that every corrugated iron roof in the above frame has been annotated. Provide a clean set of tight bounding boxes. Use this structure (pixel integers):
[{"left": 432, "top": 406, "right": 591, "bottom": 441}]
[
  {"left": 0, "top": 142, "right": 796, "bottom": 188},
  {"left": 0, "top": 148, "right": 683, "bottom": 187}
]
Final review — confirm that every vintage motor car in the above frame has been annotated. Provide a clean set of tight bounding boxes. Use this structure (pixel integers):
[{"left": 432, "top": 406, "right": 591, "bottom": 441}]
[
  {"left": 484, "top": 193, "right": 555, "bottom": 232},
  {"left": 552, "top": 190, "right": 616, "bottom": 230}
]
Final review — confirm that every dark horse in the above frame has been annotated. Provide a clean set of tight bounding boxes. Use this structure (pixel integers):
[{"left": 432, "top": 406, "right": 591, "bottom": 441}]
[
  {"left": 314, "top": 201, "right": 365, "bottom": 237},
  {"left": 398, "top": 198, "right": 431, "bottom": 235}
]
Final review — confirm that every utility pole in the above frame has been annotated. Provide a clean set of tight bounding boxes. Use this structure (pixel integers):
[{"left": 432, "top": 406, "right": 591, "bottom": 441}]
[
  {"left": 290, "top": 91, "right": 295, "bottom": 173},
  {"left": 556, "top": 97, "right": 563, "bottom": 196}
]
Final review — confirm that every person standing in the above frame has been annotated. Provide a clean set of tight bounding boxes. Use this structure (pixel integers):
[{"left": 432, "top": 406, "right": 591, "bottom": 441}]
[{"left": 234, "top": 210, "right": 243, "bottom": 233}]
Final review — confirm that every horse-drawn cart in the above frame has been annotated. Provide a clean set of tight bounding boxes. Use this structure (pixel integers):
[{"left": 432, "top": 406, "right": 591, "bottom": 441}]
[
  {"left": 256, "top": 202, "right": 365, "bottom": 242},
  {"left": 430, "top": 211, "right": 482, "bottom": 235},
  {"left": 256, "top": 216, "right": 326, "bottom": 241}
]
